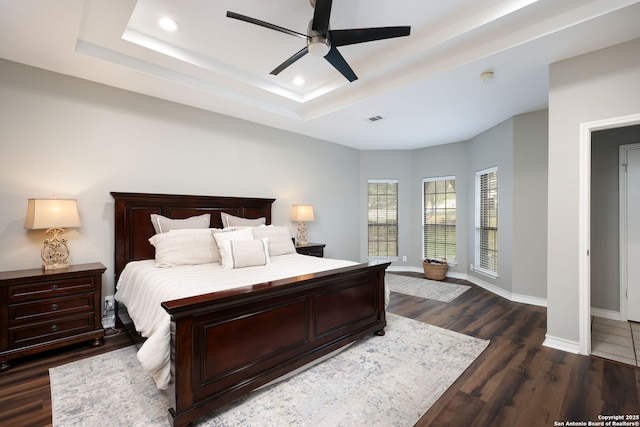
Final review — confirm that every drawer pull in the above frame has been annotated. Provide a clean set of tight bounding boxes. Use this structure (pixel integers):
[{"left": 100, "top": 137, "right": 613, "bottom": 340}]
[
  {"left": 51, "top": 303, "right": 58, "bottom": 311},
  {"left": 51, "top": 325, "right": 57, "bottom": 332},
  {"left": 51, "top": 284, "right": 58, "bottom": 290}
]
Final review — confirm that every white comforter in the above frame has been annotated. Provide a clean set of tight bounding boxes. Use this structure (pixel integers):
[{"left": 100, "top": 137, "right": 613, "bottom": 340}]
[{"left": 115, "top": 254, "right": 365, "bottom": 390}]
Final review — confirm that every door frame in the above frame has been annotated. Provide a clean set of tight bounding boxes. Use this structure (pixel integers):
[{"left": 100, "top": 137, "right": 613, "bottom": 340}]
[
  {"left": 620, "top": 142, "right": 640, "bottom": 322},
  {"left": 579, "top": 113, "right": 640, "bottom": 355}
]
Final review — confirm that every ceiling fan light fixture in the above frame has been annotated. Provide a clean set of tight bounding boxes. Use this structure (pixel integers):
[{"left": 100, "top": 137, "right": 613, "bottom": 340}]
[
  {"left": 227, "top": 1, "right": 410, "bottom": 82},
  {"left": 308, "top": 39, "right": 330, "bottom": 57}
]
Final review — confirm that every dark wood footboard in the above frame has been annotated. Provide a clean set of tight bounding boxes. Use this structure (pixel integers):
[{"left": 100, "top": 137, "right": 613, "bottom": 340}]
[{"left": 162, "top": 261, "right": 389, "bottom": 427}]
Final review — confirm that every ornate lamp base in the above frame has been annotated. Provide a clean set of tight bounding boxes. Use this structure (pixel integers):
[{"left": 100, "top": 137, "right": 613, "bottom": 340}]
[
  {"left": 41, "top": 228, "right": 70, "bottom": 270},
  {"left": 296, "top": 221, "right": 309, "bottom": 246}
]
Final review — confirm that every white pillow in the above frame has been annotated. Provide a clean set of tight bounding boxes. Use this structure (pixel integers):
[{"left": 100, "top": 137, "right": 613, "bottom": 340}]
[
  {"left": 149, "top": 229, "right": 218, "bottom": 267},
  {"left": 221, "top": 212, "right": 266, "bottom": 228},
  {"left": 252, "top": 226, "right": 296, "bottom": 256},
  {"left": 213, "top": 228, "right": 254, "bottom": 269},
  {"left": 150, "top": 213, "right": 210, "bottom": 234},
  {"left": 225, "top": 238, "right": 270, "bottom": 269}
]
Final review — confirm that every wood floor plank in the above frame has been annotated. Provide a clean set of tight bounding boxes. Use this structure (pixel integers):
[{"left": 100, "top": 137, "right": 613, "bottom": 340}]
[
  {"left": 417, "top": 390, "right": 486, "bottom": 427},
  {"left": 512, "top": 353, "right": 572, "bottom": 426},
  {"left": 1, "top": 274, "right": 639, "bottom": 427},
  {"left": 602, "top": 361, "right": 640, "bottom": 413},
  {"left": 557, "top": 355, "right": 605, "bottom": 422}
]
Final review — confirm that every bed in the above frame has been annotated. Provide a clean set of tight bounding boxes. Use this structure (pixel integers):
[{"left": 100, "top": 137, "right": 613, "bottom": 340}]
[{"left": 111, "top": 192, "right": 390, "bottom": 427}]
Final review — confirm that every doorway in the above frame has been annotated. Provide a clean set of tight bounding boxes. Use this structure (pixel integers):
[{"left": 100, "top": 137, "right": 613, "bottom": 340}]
[
  {"left": 621, "top": 143, "right": 640, "bottom": 322},
  {"left": 586, "top": 125, "right": 640, "bottom": 365},
  {"left": 578, "top": 114, "right": 640, "bottom": 357}
]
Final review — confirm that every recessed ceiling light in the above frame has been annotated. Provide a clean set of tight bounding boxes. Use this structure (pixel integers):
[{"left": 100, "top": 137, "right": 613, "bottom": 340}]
[
  {"left": 292, "top": 76, "right": 305, "bottom": 86},
  {"left": 158, "top": 17, "right": 179, "bottom": 32}
]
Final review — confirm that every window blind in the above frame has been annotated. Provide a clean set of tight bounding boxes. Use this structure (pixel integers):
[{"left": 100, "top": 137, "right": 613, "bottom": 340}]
[
  {"left": 367, "top": 180, "right": 398, "bottom": 257},
  {"left": 422, "top": 176, "right": 456, "bottom": 261},
  {"left": 476, "top": 168, "right": 498, "bottom": 274}
]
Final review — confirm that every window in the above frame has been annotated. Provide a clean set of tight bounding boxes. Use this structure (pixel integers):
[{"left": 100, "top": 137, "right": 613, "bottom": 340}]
[
  {"left": 422, "top": 176, "right": 456, "bottom": 261},
  {"left": 475, "top": 167, "right": 498, "bottom": 276},
  {"left": 367, "top": 179, "right": 398, "bottom": 258}
]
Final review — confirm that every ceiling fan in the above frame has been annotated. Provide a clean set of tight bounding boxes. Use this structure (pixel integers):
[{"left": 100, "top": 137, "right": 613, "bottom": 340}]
[{"left": 227, "top": 0, "right": 411, "bottom": 82}]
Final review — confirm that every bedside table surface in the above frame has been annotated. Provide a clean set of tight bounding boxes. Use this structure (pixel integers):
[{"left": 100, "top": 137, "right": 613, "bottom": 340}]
[
  {"left": 0, "top": 262, "right": 106, "bottom": 282},
  {"left": 294, "top": 243, "right": 325, "bottom": 248}
]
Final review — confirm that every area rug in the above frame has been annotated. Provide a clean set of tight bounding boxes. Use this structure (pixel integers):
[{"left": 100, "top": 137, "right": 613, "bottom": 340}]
[
  {"left": 386, "top": 273, "right": 470, "bottom": 303},
  {"left": 50, "top": 313, "right": 488, "bottom": 427}
]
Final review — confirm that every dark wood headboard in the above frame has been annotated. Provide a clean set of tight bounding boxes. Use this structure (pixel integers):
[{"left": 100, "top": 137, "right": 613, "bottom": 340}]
[{"left": 111, "top": 192, "right": 275, "bottom": 281}]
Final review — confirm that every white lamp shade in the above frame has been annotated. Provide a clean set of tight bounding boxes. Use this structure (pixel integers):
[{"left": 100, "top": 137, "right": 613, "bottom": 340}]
[
  {"left": 291, "top": 205, "right": 315, "bottom": 222},
  {"left": 24, "top": 198, "right": 81, "bottom": 229}
]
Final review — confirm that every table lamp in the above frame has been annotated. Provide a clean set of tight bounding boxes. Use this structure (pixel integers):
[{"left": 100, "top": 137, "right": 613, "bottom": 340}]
[
  {"left": 24, "top": 197, "right": 82, "bottom": 270},
  {"left": 291, "top": 205, "right": 314, "bottom": 246}
]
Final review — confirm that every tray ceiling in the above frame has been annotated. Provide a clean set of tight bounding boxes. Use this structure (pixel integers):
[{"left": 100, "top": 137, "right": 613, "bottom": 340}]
[{"left": 1, "top": 0, "right": 639, "bottom": 149}]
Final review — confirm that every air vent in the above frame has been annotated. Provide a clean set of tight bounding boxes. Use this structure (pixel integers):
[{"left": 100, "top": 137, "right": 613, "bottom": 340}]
[{"left": 367, "top": 115, "right": 384, "bottom": 122}]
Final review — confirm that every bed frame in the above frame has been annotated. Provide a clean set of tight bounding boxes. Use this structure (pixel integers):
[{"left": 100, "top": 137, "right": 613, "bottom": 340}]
[{"left": 112, "top": 192, "right": 389, "bottom": 427}]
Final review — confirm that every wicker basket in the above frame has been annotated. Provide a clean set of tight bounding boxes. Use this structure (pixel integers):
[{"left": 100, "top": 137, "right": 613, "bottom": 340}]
[{"left": 423, "top": 259, "right": 448, "bottom": 281}]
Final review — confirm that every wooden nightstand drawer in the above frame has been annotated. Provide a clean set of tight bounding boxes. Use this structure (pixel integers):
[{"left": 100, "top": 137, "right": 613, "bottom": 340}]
[
  {"left": 8, "top": 313, "right": 96, "bottom": 348},
  {"left": 0, "top": 262, "right": 106, "bottom": 371},
  {"left": 9, "top": 293, "right": 94, "bottom": 325},
  {"left": 295, "top": 243, "right": 326, "bottom": 257},
  {"left": 8, "top": 277, "right": 95, "bottom": 302}
]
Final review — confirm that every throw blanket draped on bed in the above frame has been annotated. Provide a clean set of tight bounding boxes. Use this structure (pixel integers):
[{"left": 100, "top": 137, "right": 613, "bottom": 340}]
[{"left": 116, "top": 254, "right": 385, "bottom": 389}]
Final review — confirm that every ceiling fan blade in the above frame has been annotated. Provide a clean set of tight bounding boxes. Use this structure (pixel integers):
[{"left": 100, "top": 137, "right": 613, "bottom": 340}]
[
  {"left": 324, "top": 46, "right": 357, "bottom": 82},
  {"left": 227, "top": 11, "right": 308, "bottom": 39},
  {"left": 312, "top": 0, "right": 332, "bottom": 34},
  {"left": 330, "top": 26, "right": 411, "bottom": 47},
  {"left": 270, "top": 46, "right": 310, "bottom": 76}
]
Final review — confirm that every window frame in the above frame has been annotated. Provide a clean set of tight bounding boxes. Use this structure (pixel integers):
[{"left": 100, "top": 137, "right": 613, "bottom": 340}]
[
  {"left": 474, "top": 166, "right": 499, "bottom": 278},
  {"left": 367, "top": 179, "right": 399, "bottom": 260},
  {"left": 422, "top": 176, "right": 456, "bottom": 263}
]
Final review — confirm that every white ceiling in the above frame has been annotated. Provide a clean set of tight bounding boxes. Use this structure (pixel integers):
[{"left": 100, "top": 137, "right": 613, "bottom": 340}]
[{"left": 1, "top": 0, "right": 640, "bottom": 150}]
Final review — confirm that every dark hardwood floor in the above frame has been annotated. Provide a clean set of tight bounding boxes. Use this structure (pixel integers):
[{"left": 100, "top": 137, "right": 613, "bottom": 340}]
[
  {"left": 388, "top": 273, "right": 640, "bottom": 427},
  {"left": 0, "top": 328, "right": 131, "bottom": 427},
  {"left": 1, "top": 273, "right": 638, "bottom": 427}
]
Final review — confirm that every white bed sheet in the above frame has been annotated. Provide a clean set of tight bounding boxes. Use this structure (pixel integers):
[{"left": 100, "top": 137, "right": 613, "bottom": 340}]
[{"left": 115, "top": 253, "right": 367, "bottom": 390}]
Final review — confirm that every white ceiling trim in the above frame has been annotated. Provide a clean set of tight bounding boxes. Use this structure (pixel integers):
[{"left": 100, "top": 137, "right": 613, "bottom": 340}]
[{"left": 1, "top": 0, "right": 639, "bottom": 150}]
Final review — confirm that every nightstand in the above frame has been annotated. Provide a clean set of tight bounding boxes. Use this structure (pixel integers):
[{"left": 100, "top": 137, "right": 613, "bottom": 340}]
[
  {"left": 0, "top": 262, "right": 106, "bottom": 371},
  {"left": 295, "top": 243, "right": 326, "bottom": 258}
]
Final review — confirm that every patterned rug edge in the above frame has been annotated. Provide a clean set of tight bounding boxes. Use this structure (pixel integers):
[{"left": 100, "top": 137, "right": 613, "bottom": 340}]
[
  {"left": 50, "top": 313, "right": 489, "bottom": 427},
  {"left": 386, "top": 273, "right": 471, "bottom": 303}
]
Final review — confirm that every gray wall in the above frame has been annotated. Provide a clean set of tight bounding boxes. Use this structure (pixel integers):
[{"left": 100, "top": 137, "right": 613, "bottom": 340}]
[
  {"left": 361, "top": 110, "right": 549, "bottom": 303},
  {"left": 0, "top": 59, "right": 361, "bottom": 296},
  {"left": 466, "top": 118, "right": 515, "bottom": 292},
  {"left": 591, "top": 125, "right": 640, "bottom": 312},
  {"left": 358, "top": 150, "right": 413, "bottom": 264},
  {"left": 411, "top": 141, "right": 469, "bottom": 276},
  {"left": 548, "top": 38, "right": 640, "bottom": 344},
  {"left": 512, "top": 110, "right": 548, "bottom": 299}
]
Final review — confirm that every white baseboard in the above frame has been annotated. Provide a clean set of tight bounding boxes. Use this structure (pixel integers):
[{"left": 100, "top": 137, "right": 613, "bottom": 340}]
[
  {"left": 543, "top": 334, "right": 581, "bottom": 354},
  {"left": 512, "top": 293, "right": 548, "bottom": 308},
  {"left": 466, "top": 274, "right": 512, "bottom": 300},
  {"left": 591, "top": 307, "right": 621, "bottom": 320},
  {"left": 464, "top": 274, "right": 548, "bottom": 308},
  {"left": 444, "top": 271, "right": 467, "bottom": 280}
]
